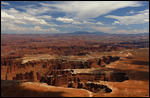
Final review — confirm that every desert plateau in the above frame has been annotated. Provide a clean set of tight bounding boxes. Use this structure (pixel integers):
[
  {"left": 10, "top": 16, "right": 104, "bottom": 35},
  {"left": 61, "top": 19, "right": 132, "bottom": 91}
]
[{"left": 1, "top": 33, "right": 149, "bottom": 97}]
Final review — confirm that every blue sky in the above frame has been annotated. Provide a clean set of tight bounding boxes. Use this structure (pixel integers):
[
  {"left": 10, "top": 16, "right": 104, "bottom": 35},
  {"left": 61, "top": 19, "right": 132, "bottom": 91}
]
[{"left": 1, "top": 1, "right": 149, "bottom": 34}]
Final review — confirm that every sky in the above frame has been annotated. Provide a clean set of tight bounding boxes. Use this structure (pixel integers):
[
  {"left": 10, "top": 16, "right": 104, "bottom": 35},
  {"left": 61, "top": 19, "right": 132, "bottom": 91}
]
[{"left": 1, "top": 1, "right": 149, "bottom": 34}]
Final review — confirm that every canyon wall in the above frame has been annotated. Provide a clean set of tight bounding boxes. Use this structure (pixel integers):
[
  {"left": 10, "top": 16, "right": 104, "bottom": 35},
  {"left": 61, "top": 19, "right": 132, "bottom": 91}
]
[{"left": 1, "top": 56, "right": 120, "bottom": 81}]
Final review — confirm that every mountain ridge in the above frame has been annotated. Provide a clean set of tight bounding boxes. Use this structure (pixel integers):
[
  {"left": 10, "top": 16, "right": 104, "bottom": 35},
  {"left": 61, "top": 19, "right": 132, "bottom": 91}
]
[{"left": 58, "top": 31, "right": 149, "bottom": 35}]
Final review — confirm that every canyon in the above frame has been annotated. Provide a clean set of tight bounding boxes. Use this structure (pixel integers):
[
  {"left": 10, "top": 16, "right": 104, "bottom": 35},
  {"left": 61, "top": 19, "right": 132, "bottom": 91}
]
[
  {"left": 1, "top": 34, "right": 149, "bottom": 97},
  {"left": 2, "top": 54, "right": 128, "bottom": 93}
]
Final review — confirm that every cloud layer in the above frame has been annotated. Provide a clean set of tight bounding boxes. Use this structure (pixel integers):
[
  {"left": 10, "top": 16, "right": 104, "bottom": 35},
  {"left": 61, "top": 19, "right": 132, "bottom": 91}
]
[
  {"left": 1, "top": 7, "right": 59, "bottom": 34},
  {"left": 105, "top": 9, "right": 149, "bottom": 25},
  {"left": 40, "top": 1, "right": 142, "bottom": 20},
  {"left": 1, "top": 1, "right": 149, "bottom": 34}
]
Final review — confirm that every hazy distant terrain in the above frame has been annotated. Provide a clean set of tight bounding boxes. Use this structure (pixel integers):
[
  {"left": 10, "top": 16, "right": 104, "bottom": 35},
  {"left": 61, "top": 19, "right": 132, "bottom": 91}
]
[{"left": 1, "top": 33, "right": 149, "bottom": 57}]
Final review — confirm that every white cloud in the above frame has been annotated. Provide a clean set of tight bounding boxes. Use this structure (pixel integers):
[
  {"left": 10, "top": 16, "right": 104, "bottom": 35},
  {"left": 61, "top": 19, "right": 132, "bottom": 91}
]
[
  {"left": 33, "top": 26, "right": 59, "bottom": 32},
  {"left": 95, "top": 22, "right": 104, "bottom": 25},
  {"left": 112, "top": 21, "right": 120, "bottom": 25},
  {"left": 1, "top": 2, "right": 10, "bottom": 5},
  {"left": 1, "top": 8, "right": 51, "bottom": 25},
  {"left": 56, "top": 17, "right": 87, "bottom": 25},
  {"left": 71, "top": 20, "right": 104, "bottom": 25},
  {"left": 139, "top": 9, "right": 149, "bottom": 14},
  {"left": 37, "top": 15, "right": 52, "bottom": 20},
  {"left": 56, "top": 17, "right": 74, "bottom": 23},
  {"left": 40, "top": 1, "right": 142, "bottom": 20},
  {"left": 9, "top": 8, "right": 19, "bottom": 13},
  {"left": 92, "top": 26, "right": 117, "bottom": 33},
  {"left": 1, "top": 8, "right": 59, "bottom": 34},
  {"left": 127, "top": 10, "right": 136, "bottom": 14},
  {"left": 1, "top": 23, "right": 60, "bottom": 34},
  {"left": 116, "top": 29, "right": 148, "bottom": 34},
  {"left": 129, "top": 10, "right": 135, "bottom": 14},
  {"left": 25, "top": 7, "right": 51, "bottom": 15},
  {"left": 106, "top": 9, "right": 149, "bottom": 25},
  {"left": 1, "top": 11, "right": 15, "bottom": 19},
  {"left": 83, "top": 21, "right": 104, "bottom": 26},
  {"left": 21, "top": 16, "right": 48, "bottom": 25},
  {"left": 2, "top": 23, "right": 26, "bottom": 31},
  {"left": 55, "top": 20, "right": 104, "bottom": 29},
  {"left": 72, "top": 21, "right": 81, "bottom": 24}
]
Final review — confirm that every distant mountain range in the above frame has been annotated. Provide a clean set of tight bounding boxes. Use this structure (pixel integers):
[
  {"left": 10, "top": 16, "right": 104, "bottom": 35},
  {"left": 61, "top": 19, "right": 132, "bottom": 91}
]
[
  {"left": 61, "top": 31, "right": 149, "bottom": 35},
  {"left": 63, "top": 31, "right": 110, "bottom": 35},
  {"left": 2, "top": 31, "right": 149, "bottom": 36}
]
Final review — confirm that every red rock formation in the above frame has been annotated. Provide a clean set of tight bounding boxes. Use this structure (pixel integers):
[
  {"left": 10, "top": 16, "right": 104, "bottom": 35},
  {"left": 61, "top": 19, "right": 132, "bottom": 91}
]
[
  {"left": 2, "top": 55, "right": 122, "bottom": 89},
  {"left": 36, "top": 72, "right": 41, "bottom": 80},
  {"left": 84, "top": 82, "right": 112, "bottom": 93},
  {"left": 13, "top": 71, "right": 35, "bottom": 81},
  {"left": 40, "top": 69, "right": 128, "bottom": 89}
]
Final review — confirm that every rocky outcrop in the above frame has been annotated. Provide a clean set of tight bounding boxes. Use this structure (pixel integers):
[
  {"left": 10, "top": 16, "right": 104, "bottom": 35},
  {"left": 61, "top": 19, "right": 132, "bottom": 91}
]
[
  {"left": 13, "top": 71, "right": 35, "bottom": 81},
  {"left": 2, "top": 56, "right": 119, "bottom": 72},
  {"left": 39, "top": 69, "right": 128, "bottom": 93},
  {"left": 40, "top": 69, "right": 129, "bottom": 87},
  {"left": 1, "top": 52, "right": 129, "bottom": 95},
  {"left": 83, "top": 82, "right": 112, "bottom": 93},
  {"left": 2, "top": 56, "right": 121, "bottom": 85},
  {"left": 68, "top": 81, "right": 112, "bottom": 93}
]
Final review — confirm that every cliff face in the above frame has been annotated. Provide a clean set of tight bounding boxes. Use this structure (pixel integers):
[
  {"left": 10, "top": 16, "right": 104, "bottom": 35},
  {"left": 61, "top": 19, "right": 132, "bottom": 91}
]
[
  {"left": 40, "top": 70, "right": 128, "bottom": 87},
  {"left": 38, "top": 68, "right": 128, "bottom": 93},
  {"left": 2, "top": 56, "right": 120, "bottom": 81},
  {"left": 13, "top": 71, "right": 35, "bottom": 81},
  {"left": 1, "top": 55, "right": 127, "bottom": 93}
]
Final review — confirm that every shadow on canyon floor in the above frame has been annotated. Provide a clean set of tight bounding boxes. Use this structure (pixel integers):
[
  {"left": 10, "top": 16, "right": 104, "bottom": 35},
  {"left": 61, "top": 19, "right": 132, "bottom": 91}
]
[
  {"left": 125, "top": 56, "right": 134, "bottom": 59},
  {"left": 130, "top": 60, "right": 149, "bottom": 66},
  {"left": 108, "top": 68, "right": 149, "bottom": 81},
  {"left": 89, "top": 67, "right": 149, "bottom": 81},
  {"left": 1, "top": 80, "right": 65, "bottom": 97}
]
